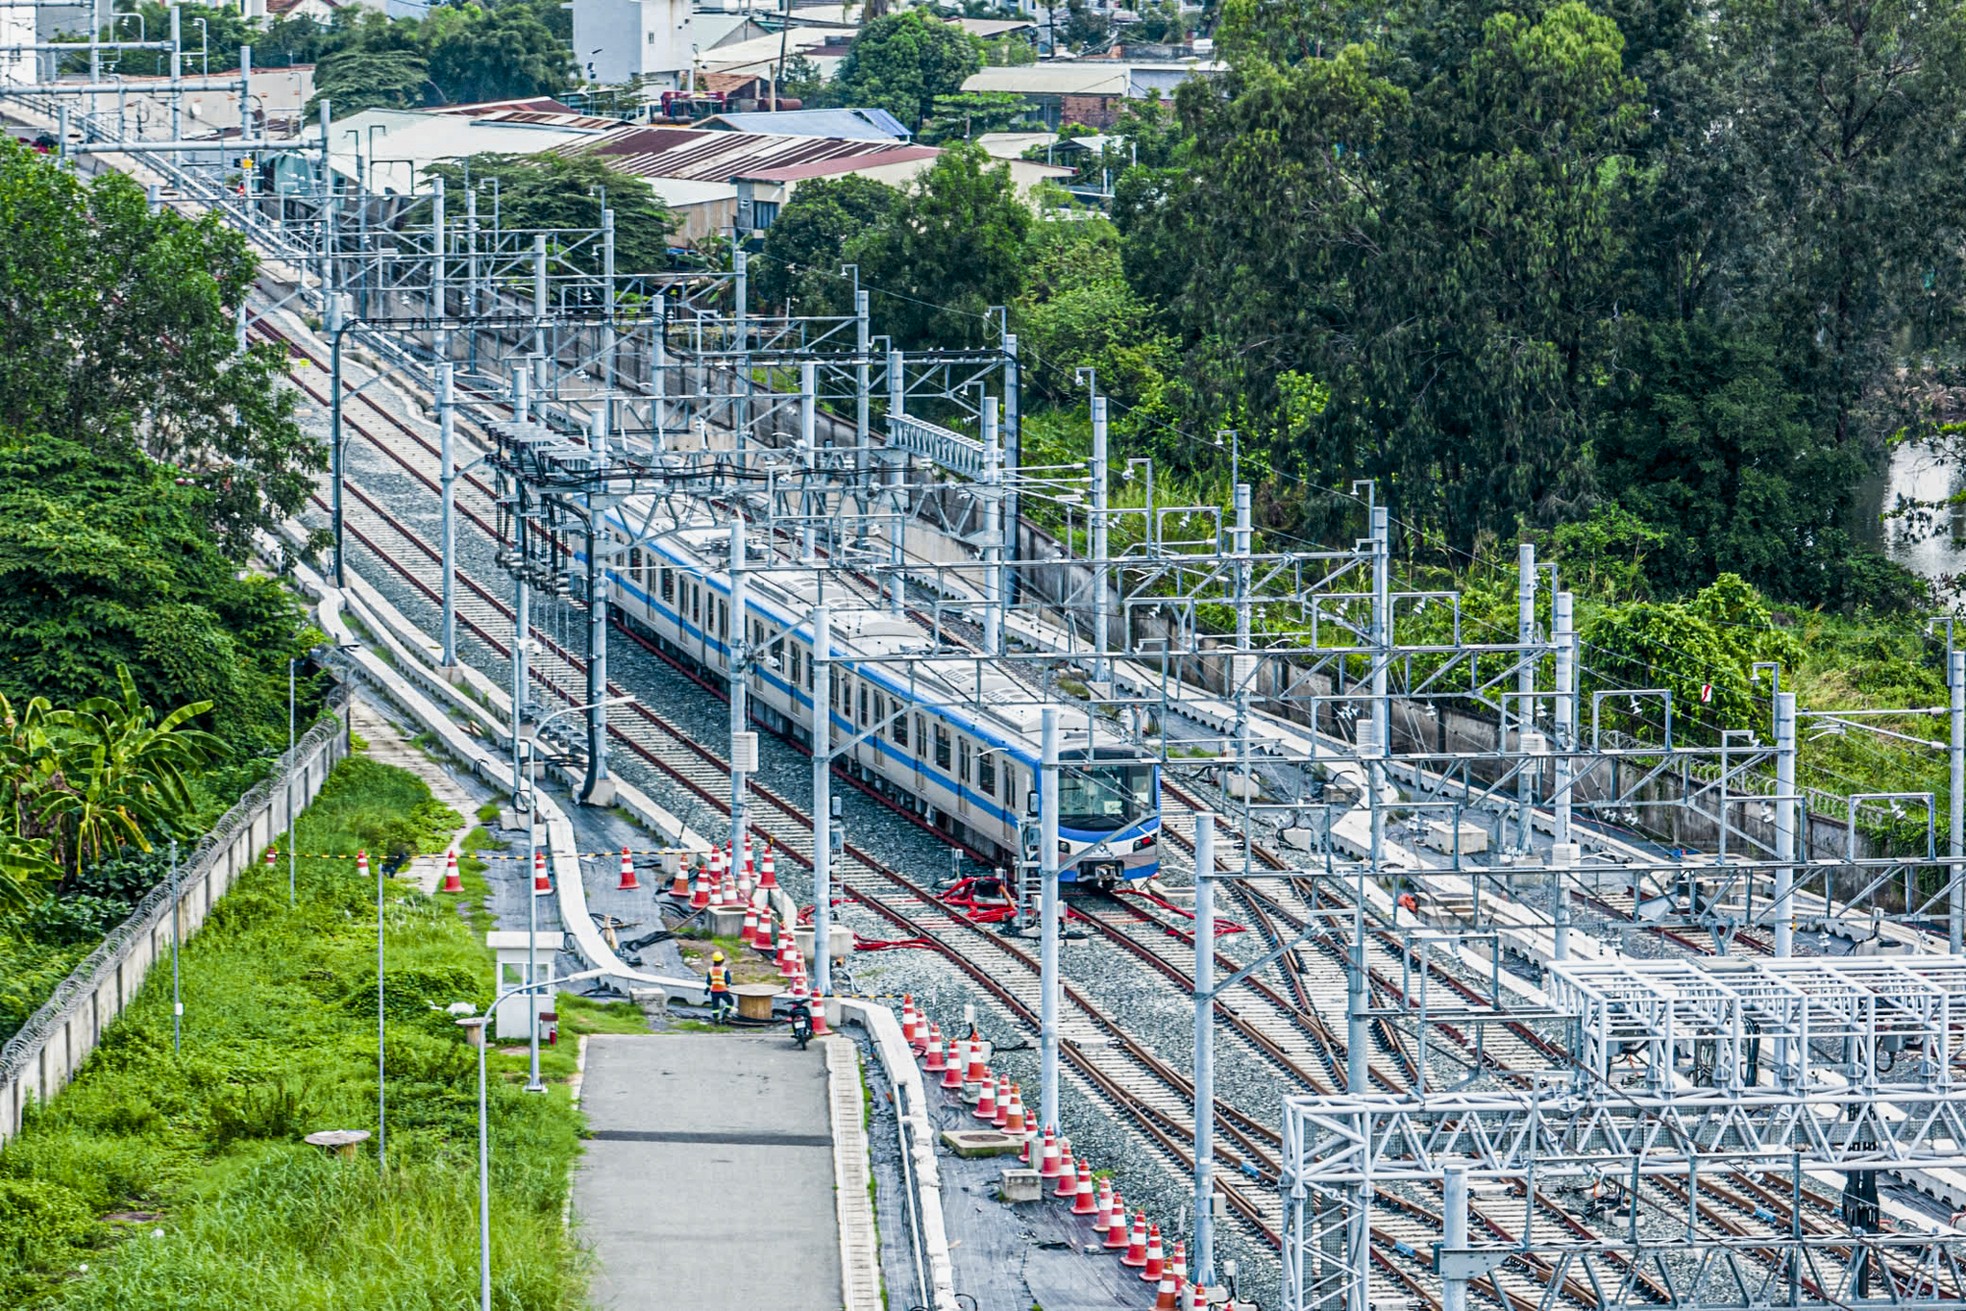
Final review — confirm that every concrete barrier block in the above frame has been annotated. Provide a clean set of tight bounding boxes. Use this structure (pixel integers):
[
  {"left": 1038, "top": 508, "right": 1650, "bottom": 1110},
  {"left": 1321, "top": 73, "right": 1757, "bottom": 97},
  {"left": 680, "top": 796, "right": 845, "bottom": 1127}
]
[
  {"left": 998, "top": 1166, "right": 1044, "bottom": 1201},
  {"left": 939, "top": 1128, "right": 1024, "bottom": 1158}
]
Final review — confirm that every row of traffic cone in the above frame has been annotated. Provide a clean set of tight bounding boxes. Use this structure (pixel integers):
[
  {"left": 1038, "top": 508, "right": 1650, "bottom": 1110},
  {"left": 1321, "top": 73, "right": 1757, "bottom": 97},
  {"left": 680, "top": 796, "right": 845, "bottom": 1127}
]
[
  {"left": 895, "top": 995, "right": 1212, "bottom": 1309},
  {"left": 273, "top": 845, "right": 474, "bottom": 896},
  {"left": 671, "top": 839, "right": 781, "bottom": 911}
]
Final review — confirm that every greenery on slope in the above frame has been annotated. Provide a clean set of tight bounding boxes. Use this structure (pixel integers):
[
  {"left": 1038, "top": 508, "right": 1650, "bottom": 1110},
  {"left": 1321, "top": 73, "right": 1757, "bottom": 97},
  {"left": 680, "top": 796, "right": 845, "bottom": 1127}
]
[{"left": 0, "top": 756, "right": 589, "bottom": 1311}]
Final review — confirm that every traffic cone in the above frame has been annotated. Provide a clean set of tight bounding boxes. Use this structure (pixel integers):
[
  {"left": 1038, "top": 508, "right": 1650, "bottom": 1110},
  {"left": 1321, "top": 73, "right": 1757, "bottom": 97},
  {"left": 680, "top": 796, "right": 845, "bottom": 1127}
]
[
  {"left": 923, "top": 1021, "right": 945, "bottom": 1065},
  {"left": 973, "top": 1072, "right": 997, "bottom": 1121},
  {"left": 736, "top": 868, "right": 754, "bottom": 906},
  {"left": 1139, "top": 1224, "right": 1166, "bottom": 1281},
  {"left": 759, "top": 844, "right": 778, "bottom": 890},
  {"left": 690, "top": 863, "right": 712, "bottom": 910},
  {"left": 742, "top": 832, "right": 754, "bottom": 878},
  {"left": 1002, "top": 1083, "right": 1027, "bottom": 1135},
  {"left": 1104, "top": 1193, "right": 1131, "bottom": 1248},
  {"left": 923, "top": 1031, "right": 946, "bottom": 1074},
  {"left": 266, "top": 846, "right": 277, "bottom": 869},
  {"left": 789, "top": 959, "right": 810, "bottom": 1000},
  {"left": 1154, "top": 1268, "right": 1180, "bottom": 1311},
  {"left": 718, "top": 870, "right": 738, "bottom": 908},
  {"left": 1091, "top": 1180, "right": 1117, "bottom": 1235},
  {"left": 810, "top": 994, "right": 830, "bottom": 1036},
  {"left": 1120, "top": 1213, "right": 1149, "bottom": 1267},
  {"left": 670, "top": 856, "right": 694, "bottom": 898},
  {"left": 617, "top": 847, "right": 641, "bottom": 892},
  {"left": 441, "top": 848, "right": 463, "bottom": 893},
  {"left": 1054, "top": 1149, "right": 1079, "bottom": 1199},
  {"left": 1072, "top": 1166, "right": 1099, "bottom": 1215},
  {"left": 529, "top": 849, "right": 550, "bottom": 895},
  {"left": 740, "top": 903, "right": 761, "bottom": 947},
  {"left": 1171, "top": 1240, "right": 1188, "bottom": 1286},
  {"left": 1037, "top": 1127, "right": 1062, "bottom": 1178},
  {"left": 1188, "top": 1283, "right": 1208, "bottom": 1311},
  {"left": 900, "top": 996, "right": 919, "bottom": 1046},
  {"left": 991, "top": 1076, "right": 1012, "bottom": 1129},
  {"left": 941, "top": 1037, "right": 968, "bottom": 1090},
  {"left": 964, "top": 1028, "right": 987, "bottom": 1085}
]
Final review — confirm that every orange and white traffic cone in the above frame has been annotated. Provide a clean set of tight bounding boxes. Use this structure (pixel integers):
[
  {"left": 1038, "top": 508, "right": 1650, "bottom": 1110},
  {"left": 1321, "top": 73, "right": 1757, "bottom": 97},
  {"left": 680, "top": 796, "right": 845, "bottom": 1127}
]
[
  {"left": 900, "top": 996, "right": 919, "bottom": 1046},
  {"left": 690, "top": 864, "right": 712, "bottom": 910},
  {"left": 759, "top": 844, "right": 778, "bottom": 890},
  {"left": 1091, "top": 1179, "right": 1117, "bottom": 1235},
  {"left": 1054, "top": 1149, "right": 1080, "bottom": 1199},
  {"left": 922, "top": 1021, "right": 944, "bottom": 1064},
  {"left": 1154, "top": 1267, "right": 1180, "bottom": 1311},
  {"left": 740, "top": 903, "right": 761, "bottom": 947},
  {"left": 1072, "top": 1165, "right": 1099, "bottom": 1215},
  {"left": 973, "top": 1072, "right": 998, "bottom": 1121},
  {"left": 964, "top": 1029, "right": 987, "bottom": 1085},
  {"left": 742, "top": 832, "right": 754, "bottom": 879},
  {"left": 1120, "top": 1213, "right": 1149, "bottom": 1267},
  {"left": 922, "top": 1031, "right": 946, "bottom": 1074},
  {"left": 991, "top": 1075, "right": 1012, "bottom": 1129},
  {"left": 1170, "top": 1240, "right": 1188, "bottom": 1286},
  {"left": 532, "top": 849, "right": 552, "bottom": 895},
  {"left": 1104, "top": 1193, "right": 1131, "bottom": 1248},
  {"left": 1139, "top": 1224, "right": 1166, "bottom": 1282},
  {"left": 617, "top": 847, "right": 641, "bottom": 892},
  {"left": 1002, "top": 1083, "right": 1027, "bottom": 1136},
  {"left": 1036, "top": 1126, "right": 1062, "bottom": 1177},
  {"left": 942, "top": 1037, "right": 968, "bottom": 1090},
  {"left": 441, "top": 848, "right": 464, "bottom": 893},
  {"left": 670, "top": 856, "right": 694, "bottom": 898},
  {"left": 1187, "top": 1283, "right": 1208, "bottom": 1311},
  {"left": 357, "top": 850, "right": 370, "bottom": 881},
  {"left": 809, "top": 994, "right": 830, "bottom": 1036},
  {"left": 717, "top": 870, "right": 737, "bottom": 908},
  {"left": 266, "top": 846, "right": 277, "bottom": 869}
]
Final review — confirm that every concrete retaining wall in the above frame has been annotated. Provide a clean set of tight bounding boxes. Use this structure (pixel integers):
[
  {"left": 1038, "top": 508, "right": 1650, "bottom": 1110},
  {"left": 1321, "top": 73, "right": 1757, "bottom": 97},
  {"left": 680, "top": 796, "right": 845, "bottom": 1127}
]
[{"left": 0, "top": 702, "right": 351, "bottom": 1144}]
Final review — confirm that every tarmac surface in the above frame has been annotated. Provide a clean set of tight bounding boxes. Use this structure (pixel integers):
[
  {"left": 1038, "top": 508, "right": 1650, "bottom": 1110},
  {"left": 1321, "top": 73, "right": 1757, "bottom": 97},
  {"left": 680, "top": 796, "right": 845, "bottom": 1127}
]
[{"left": 573, "top": 1033, "right": 844, "bottom": 1311}]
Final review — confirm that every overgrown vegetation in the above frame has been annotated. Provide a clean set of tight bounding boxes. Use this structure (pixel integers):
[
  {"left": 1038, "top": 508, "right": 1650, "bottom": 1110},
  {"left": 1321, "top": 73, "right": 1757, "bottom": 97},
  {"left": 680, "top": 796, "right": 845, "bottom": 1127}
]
[{"left": 0, "top": 755, "right": 588, "bottom": 1309}]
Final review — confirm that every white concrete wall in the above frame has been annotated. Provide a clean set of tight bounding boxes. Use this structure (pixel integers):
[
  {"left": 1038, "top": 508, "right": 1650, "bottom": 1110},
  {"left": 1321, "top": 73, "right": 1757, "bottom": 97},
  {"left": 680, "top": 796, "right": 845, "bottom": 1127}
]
[{"left": 574, "top": 0, "right": 692, "bottom": 86}]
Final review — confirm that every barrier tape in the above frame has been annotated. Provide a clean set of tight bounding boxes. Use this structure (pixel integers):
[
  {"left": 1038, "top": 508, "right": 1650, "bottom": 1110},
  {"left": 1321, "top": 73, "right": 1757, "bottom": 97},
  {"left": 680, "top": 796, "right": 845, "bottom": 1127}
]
[{"left": 264, "top": 848, "right": 699, "bottom": 862}]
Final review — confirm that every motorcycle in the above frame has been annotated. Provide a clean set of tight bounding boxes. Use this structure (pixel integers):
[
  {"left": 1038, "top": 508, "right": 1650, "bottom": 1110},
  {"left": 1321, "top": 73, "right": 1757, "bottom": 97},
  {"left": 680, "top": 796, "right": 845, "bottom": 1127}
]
[{"left": 789, "top": 998, "right": 814, "bottom": 1050}]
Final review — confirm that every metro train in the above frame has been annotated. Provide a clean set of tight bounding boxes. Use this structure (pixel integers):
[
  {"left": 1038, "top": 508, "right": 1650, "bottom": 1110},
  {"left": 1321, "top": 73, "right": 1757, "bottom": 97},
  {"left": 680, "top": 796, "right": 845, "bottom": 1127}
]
[{"left": 598, "top": 512, "right": 1161, "bottom": 885}]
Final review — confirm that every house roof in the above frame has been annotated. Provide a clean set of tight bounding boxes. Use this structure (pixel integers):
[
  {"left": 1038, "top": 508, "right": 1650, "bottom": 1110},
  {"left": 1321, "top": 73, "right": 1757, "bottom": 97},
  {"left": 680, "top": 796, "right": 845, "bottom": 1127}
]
[
  {"left": 696, "top": 107, "right": 910, "bottom": 141},
  {"left": 430, "top": 100, "right": 621, "bottom": 131},
  {"left": 961, "top": 61, "right": 1223, "bottom": 98},
  {"left": 732, "top": 145, "right": 939, "bottom": 183},
  {"left": 559, "top": 124, "right": 925, "bottom": 184},
  {"left": 323, "top": 107, "right": 610, "bottom": 193},
  {"left": 975, "top": 130, "right": 1057, "bottom": 160},
  {"left": 957, "top": 18, "right": 1038, "bottom": 37}
]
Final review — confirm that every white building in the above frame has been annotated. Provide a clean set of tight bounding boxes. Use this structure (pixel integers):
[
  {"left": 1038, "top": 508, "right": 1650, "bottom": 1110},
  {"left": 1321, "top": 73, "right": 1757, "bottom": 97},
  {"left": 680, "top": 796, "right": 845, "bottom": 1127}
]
[{"left": 573, "top": 0, "right": 694, "bottom": 88}]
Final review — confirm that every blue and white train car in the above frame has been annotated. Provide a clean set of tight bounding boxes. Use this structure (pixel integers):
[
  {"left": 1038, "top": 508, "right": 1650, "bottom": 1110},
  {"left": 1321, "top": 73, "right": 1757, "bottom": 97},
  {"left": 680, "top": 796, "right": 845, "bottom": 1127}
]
[{"left": 601, "top": 513, "right": 1160, "bottom": 885}]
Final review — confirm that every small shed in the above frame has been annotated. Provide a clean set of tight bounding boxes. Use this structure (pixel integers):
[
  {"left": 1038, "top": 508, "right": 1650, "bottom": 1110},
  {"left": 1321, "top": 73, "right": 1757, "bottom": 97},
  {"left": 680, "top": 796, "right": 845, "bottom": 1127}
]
[{"left": 488, "top": 930, "right": 568, "bottom": 1040}]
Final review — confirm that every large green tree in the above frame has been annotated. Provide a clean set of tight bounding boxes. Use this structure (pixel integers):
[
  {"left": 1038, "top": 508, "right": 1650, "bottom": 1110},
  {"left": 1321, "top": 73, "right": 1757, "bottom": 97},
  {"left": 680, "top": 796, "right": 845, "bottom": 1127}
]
[
  {"left": 754, "top": 174, "right": 900, "bottom": 312},
  {"left": 835, "top": 11, "right": 982, "bottom": 130},
  {"left": 415, "top": 152, "right": 675, "bottom": 274},
  {"left": 849, "top": 143, "right": 1030, "bottom": 350},
  {"left": 0, "top": 140, "right": 318, "bottom": 558}
]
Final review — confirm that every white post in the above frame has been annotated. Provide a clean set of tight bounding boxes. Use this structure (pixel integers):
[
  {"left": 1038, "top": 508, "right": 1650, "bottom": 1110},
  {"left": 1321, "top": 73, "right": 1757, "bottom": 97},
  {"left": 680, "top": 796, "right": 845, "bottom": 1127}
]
[
  {"left": 812, "top": 605, "right": 834, "bottom": 993},
  {"left": 1442, "top": 1165, "right": 1469, "bottom": 1311},
  {"left": 1039, "top": 707, "right": 1061, "bottom": 1132},
  {"left": 1951, "top": 649, "right": 1964, "bottom": 953},
  {"left": 1553, "top": 590, "right": 1574, "bottom": 960},
  {"left": 982, "top": 398, "right": 1003, "bottom": 658},
  {"left": 1775, "top": 690, "right": 1797, "bottom": 958},
  {"left": 1192, "top": 811, "right": 1217, "bottom": 1285},
  {"left": 730, "top": 519, "right": 750, "bottom": 874},
  {"left": 1090, "top": 395, "right": 1110, "bottom": 685},
  {"left": 430, "top": 174, "right": 446, "bottom": 359},
  {"left": 1516, "top": 542, "right": 1537, "bottom": 852},
  {"left": 439, "top": 363, "right": 457, "bottom": 669}
]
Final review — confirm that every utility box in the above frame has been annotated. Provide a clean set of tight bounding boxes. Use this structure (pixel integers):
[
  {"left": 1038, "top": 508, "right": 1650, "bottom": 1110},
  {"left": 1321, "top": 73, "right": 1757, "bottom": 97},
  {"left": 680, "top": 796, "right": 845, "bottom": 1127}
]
[
  {"left": 488, "top": 931, "right": 566, "bottom": 1040},
  {"left": 796, "top": 923, "right": 854, "bottom": 966}
]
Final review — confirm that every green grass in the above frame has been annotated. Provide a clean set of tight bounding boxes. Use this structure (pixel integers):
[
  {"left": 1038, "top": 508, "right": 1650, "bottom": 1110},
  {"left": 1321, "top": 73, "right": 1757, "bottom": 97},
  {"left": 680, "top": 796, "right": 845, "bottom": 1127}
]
[
  {"left": 552, "top": 993, "right": 646, "bottom": 1037},
  {"left": 0, "top": 755, "right": 588, "bottom": 1309}
]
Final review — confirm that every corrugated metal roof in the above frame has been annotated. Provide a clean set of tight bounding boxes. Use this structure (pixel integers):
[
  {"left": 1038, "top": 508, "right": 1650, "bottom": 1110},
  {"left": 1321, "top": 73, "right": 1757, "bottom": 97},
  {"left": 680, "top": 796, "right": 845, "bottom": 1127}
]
[
  {"left": 696, "top": 108, "right": 911, "bottom": 142},
  {"left": 560, "top": 125, "right": 926, "bottom": 183},
  {"left": 734, "top": 145, "right": 939, "bottom": 182}
]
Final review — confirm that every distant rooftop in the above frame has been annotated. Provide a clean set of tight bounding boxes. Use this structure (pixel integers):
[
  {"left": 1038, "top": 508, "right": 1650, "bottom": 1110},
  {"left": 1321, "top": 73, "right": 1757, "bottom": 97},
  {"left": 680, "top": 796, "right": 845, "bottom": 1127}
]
[{"left": 696, "top": 108, "right": 911, "bottom": 142}]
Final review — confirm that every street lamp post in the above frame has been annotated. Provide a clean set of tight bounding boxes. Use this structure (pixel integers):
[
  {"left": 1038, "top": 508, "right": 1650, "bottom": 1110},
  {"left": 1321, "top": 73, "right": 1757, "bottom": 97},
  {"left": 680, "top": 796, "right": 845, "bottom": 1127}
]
[
  {"left": 516, "top": 696, "right": 633, "bottom": 1091},
  {"left": 457, "top": 967, "right": 606, "bottom": 1311}
]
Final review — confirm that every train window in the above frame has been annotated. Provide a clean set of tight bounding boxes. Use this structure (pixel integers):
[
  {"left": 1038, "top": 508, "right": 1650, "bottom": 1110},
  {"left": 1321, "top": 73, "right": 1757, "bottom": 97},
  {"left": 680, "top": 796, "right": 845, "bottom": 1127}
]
[
  {"left": 1003, "top": 765, "right": 1017, "bottom": 803},
  {"left": 913, "top": 715, "right": 926, "bottom": 754},
  {"left": 933, "top": 724, "right": 951, "bottom": 770},
  {"left": 689, "top": 584, "right": 700, "bottom": 624},
  {"left": 859, "top": 685, "right": 870, "bottom": 726},
  {"left": 958, "top": 738, "right": 970, "bottom": 783},
  {"left": 978, "top": 752, "right": 996, "bottom": 796},
  {"left": 790, "top": 645, "right": 801, "bottom": 687},
  {"left": 891, "top": 709, "right": 907, "bottom": 747},
  {"left": 719, "top": 600, "right": 729, "bottom": 640},
  {"left": 660, "top": 568, "right": 673, "bottom": 603}
]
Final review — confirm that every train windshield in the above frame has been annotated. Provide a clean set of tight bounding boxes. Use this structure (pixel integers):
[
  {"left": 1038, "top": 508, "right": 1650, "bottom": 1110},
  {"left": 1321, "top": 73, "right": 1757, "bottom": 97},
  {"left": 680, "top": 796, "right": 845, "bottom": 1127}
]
[{"left": 1060, "top": 763, "right": 1155, "bottom": 832}]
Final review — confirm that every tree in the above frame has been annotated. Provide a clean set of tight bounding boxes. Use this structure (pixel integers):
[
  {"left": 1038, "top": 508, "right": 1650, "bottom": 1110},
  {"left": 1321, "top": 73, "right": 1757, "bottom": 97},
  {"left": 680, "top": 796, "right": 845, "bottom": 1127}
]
[
  {"left": 1012, "top": 218, "right": 1175, "bottom": 413},
  {"left": 754, "top": 175, "right": 901, "bottom": 312},
  {"left": 848, "top": 143, "right": 1030, "bottom": 350},
  {"left": 310, "top": 47, "right": 432, "bottom": 113},
  {"left": 921, "top": 90, "right": 1031, "bottom": 142},
  {"left": 835, "top": 11, "right": 983, "bottom": 131},
  {"left": 415, "top": 152, "right": 676, "bottom": 274},
  {"left": 0, "top": 141, "right": 319, "bottom": 557},
  {"left": 421, "top": 1, "right": 571, "bottom": 105}
]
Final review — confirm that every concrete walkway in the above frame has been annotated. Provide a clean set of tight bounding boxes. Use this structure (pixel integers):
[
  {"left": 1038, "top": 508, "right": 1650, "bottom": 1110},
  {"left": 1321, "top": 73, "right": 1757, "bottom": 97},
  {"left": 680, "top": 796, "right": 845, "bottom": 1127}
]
[{"left": 573, "top": 1034, "right": 847, "bottom": 1311}]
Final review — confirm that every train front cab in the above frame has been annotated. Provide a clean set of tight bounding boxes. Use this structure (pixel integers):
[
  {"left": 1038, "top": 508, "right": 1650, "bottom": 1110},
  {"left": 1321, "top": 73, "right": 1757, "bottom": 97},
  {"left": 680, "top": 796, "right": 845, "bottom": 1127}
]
[{"left": 1059, "top": 750, "right": 1161, "bottom": 887}]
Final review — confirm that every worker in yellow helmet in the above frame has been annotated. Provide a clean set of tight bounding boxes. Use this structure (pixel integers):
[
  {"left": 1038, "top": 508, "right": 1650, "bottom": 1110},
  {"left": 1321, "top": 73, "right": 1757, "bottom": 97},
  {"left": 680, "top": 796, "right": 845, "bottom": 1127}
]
[{"left": 705, "top": 950, "right": 733, "bottom": 1023}]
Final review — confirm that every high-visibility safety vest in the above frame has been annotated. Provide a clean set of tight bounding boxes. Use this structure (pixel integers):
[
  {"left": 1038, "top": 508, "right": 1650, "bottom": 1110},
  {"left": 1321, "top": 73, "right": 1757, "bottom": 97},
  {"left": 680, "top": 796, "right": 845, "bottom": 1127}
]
[{"left": 707, "top": 965, "right": 731, "bottom": 993}]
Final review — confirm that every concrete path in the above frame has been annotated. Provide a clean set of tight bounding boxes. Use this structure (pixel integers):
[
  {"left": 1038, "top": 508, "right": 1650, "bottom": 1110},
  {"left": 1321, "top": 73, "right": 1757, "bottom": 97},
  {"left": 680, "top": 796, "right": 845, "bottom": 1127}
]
[{"left": 573, "top": 1034, "right": 846, "bottom": 1311}]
